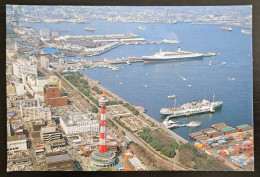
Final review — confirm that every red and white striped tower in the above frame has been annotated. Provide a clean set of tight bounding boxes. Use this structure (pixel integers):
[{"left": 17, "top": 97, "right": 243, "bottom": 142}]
[{"left": 98, "top": 93, "right": 109, "bottom": 153}]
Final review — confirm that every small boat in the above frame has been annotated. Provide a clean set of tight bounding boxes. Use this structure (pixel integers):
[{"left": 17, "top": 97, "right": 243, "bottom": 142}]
[
  {"left": 241, "top": 29, "right": 251, "bottom": 35},
  {"left": 85, "top": 27, "right": 94, "bottom": 32},
  {"left": 227, "top": 77, "right": 236, "bottom": 80},
  {"left": 119, "top": 82, "right": 123, "bottom": 85},
  {"left": 144, "top": 85, "right": 148, "bottom": 88},
  {"left": 138, "top": 26, "right": 145, "bottom": 30},
  {"left": 166, "top": 123, "right": 179, "bottom": 129},
  {"left": 211, "top": 52, "right": 216, "bottom": 56},
  {"left": 163, "top": 120, "right": 180, "bottom": 129},
  {"left": 209, "top": 61, "right": 212, "bottom": 66},
  {"left": 145, "top": 73, "right": 148, "bottom": 76},
  {"left": 168, "top": 120, "right": 180, "bottom": 124},
  {"left": 186, "top": 121, "right": 201, "bottom": 127},
  {"left": 162, "top": 38, "right": 180, "bottom": 44},
  {"left": 126, "top": 61, "right": 131, "bottom": 65},
  {"left": 221, "top": 62, "right": 227, "bottom": 65},
  {"left": 112, "top": 67, "right": 119, "bottom": 71},
  {"left": 204, "top": 52, "right": 216, "bottom": 57},
  {"left": 221, "top": 26, "right": 232, "bottom": 31},
  {"left": 187, "top": 84, "right": 192, "bottom": 87}
]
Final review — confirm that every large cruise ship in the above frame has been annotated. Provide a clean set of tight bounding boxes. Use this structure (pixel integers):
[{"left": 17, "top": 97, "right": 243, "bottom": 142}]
[
  {"left": 142, "top": 47, "right": 204, "bottom": 64},
  {"left": 160, "top": 94, "right": 223, "bottom": 118}
]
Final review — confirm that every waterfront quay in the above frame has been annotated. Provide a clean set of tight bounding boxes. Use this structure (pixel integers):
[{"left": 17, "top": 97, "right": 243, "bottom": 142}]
[
  {"left": 80, "top": 73, "right": 188, "bottom": 144},
  {"left": 56, "top": 57, "right": 143, "bottom": 72}
]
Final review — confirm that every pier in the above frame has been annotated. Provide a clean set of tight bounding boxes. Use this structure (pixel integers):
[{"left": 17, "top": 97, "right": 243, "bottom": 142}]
[{"left": 55, "top": 57, "right": 144, "bottom": 72}]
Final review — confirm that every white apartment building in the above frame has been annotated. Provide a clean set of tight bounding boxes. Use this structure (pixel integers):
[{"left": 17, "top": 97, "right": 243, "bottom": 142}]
[
  {"left": 60, "top": 112, "right": 99, "bottom": 135},
  {"left": 20, "top": 99, "right": 51, "bottom": 122},
  {"left": 22, "top": 75, "right": 49, "bottom": 101},
  {"left": 22, "top": 75, "right": 61, "bottom": 101},
  {"left": 15, "top": 82, "right": 26, "bottom": 96},
  {"left": 13, "top": 60, "right": 37, "bottom": 79},
  {"left": 7, "top": 135, "right": 27, "bottom": 152}
]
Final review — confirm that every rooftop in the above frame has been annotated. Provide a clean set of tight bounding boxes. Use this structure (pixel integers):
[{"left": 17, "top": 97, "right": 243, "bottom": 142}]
[
  {"left": 7, "top": 135, "right": 26, "bottom": 142},
  {"left": 61, "top": 112, "right": 98, "bottom": 127},
  {"left": 128, "top": 157, "right": 145, "bottom": 170},
  {"left": 46, "top": 153, "right": 72, "bottom": 164}
]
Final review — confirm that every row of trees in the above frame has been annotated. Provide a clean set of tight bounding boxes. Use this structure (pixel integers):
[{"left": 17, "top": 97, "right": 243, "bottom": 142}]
[
  {"left": 123, "top": 103, "right": 139, "bottom": 116},
  {"left": 139, "top": 128, "right": 178, "bottom": 158},
  {"left": 92, "top": 86, "right": 102, "bottom": 94},
  {"left": 63, "top": 72, "right": 99, "bottom": 112}
]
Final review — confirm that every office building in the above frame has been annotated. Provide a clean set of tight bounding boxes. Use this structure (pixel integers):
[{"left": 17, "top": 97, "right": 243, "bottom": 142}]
[
  {"left": 60, "top": 112, "right": 99, "bottom": 135},
  {"left": 13, "top": 60, "right": 37, "bottom": 79}
]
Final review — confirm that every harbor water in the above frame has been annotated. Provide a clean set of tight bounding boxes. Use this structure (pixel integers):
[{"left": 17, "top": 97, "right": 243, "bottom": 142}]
[{"left": 23, "top": 20, "right": 253, "bottom": 141}]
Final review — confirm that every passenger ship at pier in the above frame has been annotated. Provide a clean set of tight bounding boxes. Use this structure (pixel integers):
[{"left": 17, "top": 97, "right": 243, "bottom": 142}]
[
  {"left": 160, "top": 94, "right": 223, "bottom": 117},
  {"left": 142, "top": 47, "right": 204, "bottom": 64}
]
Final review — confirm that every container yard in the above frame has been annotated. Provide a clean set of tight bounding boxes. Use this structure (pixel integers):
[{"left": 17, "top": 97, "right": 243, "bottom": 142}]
[{"left": 190, "top": 123, "right": 254, "bottom": 170}]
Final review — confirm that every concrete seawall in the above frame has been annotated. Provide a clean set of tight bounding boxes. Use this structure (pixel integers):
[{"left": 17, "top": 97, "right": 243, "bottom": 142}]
[{"left": 82, "top": 75, "right": 188, "bottom": 144}]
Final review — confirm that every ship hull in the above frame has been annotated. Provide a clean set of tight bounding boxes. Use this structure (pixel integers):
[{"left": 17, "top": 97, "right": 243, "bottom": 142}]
[
  {"left": 213, "top": 103, "right": 223, "bottom": 109},
  {"left": 143, "top": 55, "right": 203, "bottom": 64}
]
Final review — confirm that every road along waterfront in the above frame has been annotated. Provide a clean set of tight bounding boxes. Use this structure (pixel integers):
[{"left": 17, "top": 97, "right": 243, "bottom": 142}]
[{"left": 40, "top": 67, "right": 191, "bottom": 170}]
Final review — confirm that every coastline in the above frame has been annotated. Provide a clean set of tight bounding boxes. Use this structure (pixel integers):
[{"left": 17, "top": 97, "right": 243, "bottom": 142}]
[{"left": 82, "top": 74, "right": 188, "bottom": 144}]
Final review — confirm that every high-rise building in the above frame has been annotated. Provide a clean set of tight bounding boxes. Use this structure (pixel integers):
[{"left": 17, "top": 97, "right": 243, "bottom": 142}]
[
  {"left": 51, "top": 31, "right": 60, "bottom": 37},
  {"left": 39, "top": 29, "right": 50, "bottom": 37},
  {"left": 41, "top": 56, "right": 49, "bottom": 68},
  {"left": 44, "top": 86, "right": 68, "bottom": 107}
]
